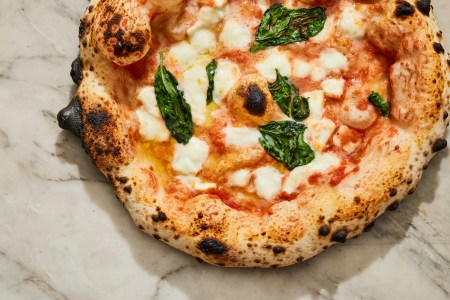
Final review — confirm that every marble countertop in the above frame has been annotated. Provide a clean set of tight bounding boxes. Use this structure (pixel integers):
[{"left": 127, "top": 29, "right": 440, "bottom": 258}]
[{"left": 1, "top": 0, "right": 449, "bottom": 299}]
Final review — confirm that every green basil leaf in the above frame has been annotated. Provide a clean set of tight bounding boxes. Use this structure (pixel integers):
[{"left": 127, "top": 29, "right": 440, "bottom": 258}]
[
  {"left": 259, "top": 121, "right": 315, "bottom": 170},
  {"left": 206, "top": 59, "right": 217, "bottom": 104},
  {"left": 250, "top": 4, "right": 326, "bottom": 53},
  {"left": 368, "top": 91, "right": 390, "bottom": 117},
  {"left": 268, "top": 69, "right": 309, "bottom": 121},
  {"left": 155, "top": 52, "right": 194, "bottom": 144}
]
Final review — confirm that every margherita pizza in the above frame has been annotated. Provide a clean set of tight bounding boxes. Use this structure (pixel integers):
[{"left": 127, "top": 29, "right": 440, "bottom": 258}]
[{"left": 58, "top": 0, "right": 449, "bottom": 267}]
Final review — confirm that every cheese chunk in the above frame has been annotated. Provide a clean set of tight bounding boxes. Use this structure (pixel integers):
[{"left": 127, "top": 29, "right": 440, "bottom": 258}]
[
  {"left": 168, "top": 41, "right": 197, "bottom": 70},
  {"left": 321, "top": 78, "right": 345, "bottom": 99},
  {"left": 198, "top": 6, "right": 225, "bottom": 26},
  {"left": 293, "top": 59, "right": 312, "bottom": 78},
  {"left": 224, "top": 126, "right": 262, "bottom": 147},
  {"left": 257, "top": 0, "right": 269, "bottom": 11},
  {"left": 213, "top": 60, "right": 241, "bottom": 104},
  {"left": 304, "top": 118, "right": 337, "bottom": 152},
  {"left": 311, "top": 49, "right": 348, "bottom": 81},
  {"left": 228, "top": 169, "right": 251, "bottom": 187},
  {"left": 188, "top": 24, "right": 217, "bottom": 54},
  {"left": 176, "top": 175, "right": 217, "bottom": 191},
  {"left": 311, "top": 16, "right": 336, "bottom": 43},
  {"left": 253, "top": 167, "right": 283, "bottom": 200},
  {"left": 283, "top": 153, "right": 341, "bottom": 193},
  {"left": 255, "top": 49, "right": 291, "bottom": 81},
  {"left": 220, "top": 19, "right": 252, "bottom": 50},
  {"left": 303, "top": 90, "right": 325, "bottom": 118},
  {"left": 172, "top": 137, "right": 209, "bottom": 175},
  {"left": 213, "top": 0, "right": 228, "bottom": 7},
  {"left": 181, "top": 65, "right": 209, "bottom": 125},
  {"left": 339, "top": 6, "right": 365, "bottom": 39},
  {"left": 136, "top": 87, "right": 170, "bottom": 142}
]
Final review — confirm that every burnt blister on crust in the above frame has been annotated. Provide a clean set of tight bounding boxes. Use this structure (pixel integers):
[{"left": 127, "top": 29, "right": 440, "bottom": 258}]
[
  {"left": 433, "top": 42, "right": 445, "bottom": 54},
  {"left": 272, "top": 246, "right": 286, "bottom": 255},
  {"left": 331, "top": 230, "right": 348, "bottom": 243},
  {"left": 57, "top": 97, "right": 83, "bottom": 137},
  {"left": 86, "top": 111, "right": 110, "bottom": 130},
  {"left": 70, "top": 57, "right": 83, "bottom": 85},
  {"left": 197, "top": 238, "right": 228, "bottom": 255},
  {"left": 395, "top": 1, "right": 415, "bottom": 18},
  {"left": 415, "top": 0, "right": 431, "bottom": 15},
  {"left": 243, "top": 84, "right": 267, "bottom": 116},
  {"left": 318, "top": 225, "right": 331, "bottom": 236},
  {"left": 387, "top": 201, "right": 400, "bottom": 211},
  {"left": 432, "top": 138, "right": 447, "bottom": 152}
]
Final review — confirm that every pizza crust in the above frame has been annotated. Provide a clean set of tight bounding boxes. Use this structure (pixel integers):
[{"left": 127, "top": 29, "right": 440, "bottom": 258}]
[{"left": 59, "top": 0, "right": 449, "bottom": 267}]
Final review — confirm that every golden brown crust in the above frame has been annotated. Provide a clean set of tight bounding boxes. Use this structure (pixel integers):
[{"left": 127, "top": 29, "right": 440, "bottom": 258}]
[{"left": 61, "top": 0, "right": 450, "bottom": 267}]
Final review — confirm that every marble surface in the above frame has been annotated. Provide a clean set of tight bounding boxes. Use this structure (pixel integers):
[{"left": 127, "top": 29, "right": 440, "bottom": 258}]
[{"left": 0, "top": 0, "right": 449, "bottom": 299}]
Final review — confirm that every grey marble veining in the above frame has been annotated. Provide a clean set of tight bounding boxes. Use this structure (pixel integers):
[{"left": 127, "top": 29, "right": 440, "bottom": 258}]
[{"left": 0, "top": 0, "right": 449, "bottom": 299}]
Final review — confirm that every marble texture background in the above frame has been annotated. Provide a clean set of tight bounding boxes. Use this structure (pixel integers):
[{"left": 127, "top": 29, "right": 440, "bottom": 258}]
[{"left": 0, "top": 0, "right": 449, "bottom": 299}]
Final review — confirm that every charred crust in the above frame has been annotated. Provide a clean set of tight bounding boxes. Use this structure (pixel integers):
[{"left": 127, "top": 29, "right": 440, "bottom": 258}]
[
  {"left": 415, "top": 0, "right": 431, "bottom": 15},
  {"left": 242, "top": 84, "right": 267, "bottom": 116},
  {"left": 153, "top": 234, "right": 161, "bottom": 240},
  {"left": 138, "top": 225, "right": 144, "bottom": 230},
  {"left": 197, "top": 238, "right": 228, "bottom": 255},
  {"left": 272, "top": 246, "right": 286, "bottom": 255},
  {"left": 70, "top": 57, "right": 83, "bottom": 85},
  {"left": 432, "top": 138, "right": 447, "bottom": 152},
  {"left": 389, "top": 188, "right": 398, "bottom": 197},
  {"left": 151, "top": 211, "right": 167, "bottom": 222},
  {"left": 387, "top": 201, "right": 399, "bottom": 211},
  {"left": 123, "top": 186, "right": 132, "bottom": 194},
  {"left": 331, "top": 230, "right": 347, "bottom": 243},
  {"left": 104, "top": 13, "right": 147, "bottom": 58},
  {"left": 197, "top": 212, "right": 203, "bottom": 219},
  {"left": 433, "top": 42, "right": 445, "bottom": 54},
  {"left": 57, "top": 97, "right": 83, "bottom": 137},
  {"left": 79, "top": 18, "right": 89, "bottom": 39},
  {"left": 318, "top": 225, "right": 331, "bottom": 236},
  {"left": 444, "top": 111, "right": 449, "bottom": 120},
  {"left": 353, "top": 196, "right": 361, "bottom": 204},
  {"left": 118, "top": 177, "right": 128, "bottom": 184},
  {"left": 364, "top": 221, "right": 376, "bottom": 232},
  {"left": 395, "top": 1, "right": 415, "bottom": 18},
  {"left": 86, "top": 111, "right": 109, "bottom": 130}
]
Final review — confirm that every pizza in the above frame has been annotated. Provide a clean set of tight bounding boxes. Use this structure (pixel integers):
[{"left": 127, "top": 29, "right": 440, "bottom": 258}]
[{"left": 57, "top": 0, "right": 449, "bottom": 267}]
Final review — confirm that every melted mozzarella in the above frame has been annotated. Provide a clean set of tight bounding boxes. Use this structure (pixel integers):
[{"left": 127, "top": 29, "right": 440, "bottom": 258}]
[
  {"left": 283, "top": 153, "right": 341, "bottom": 193},
  {"left": 293, "top": 59, "right": 312, "bottom": 78},
  {"left": 220, "top": 19, "right": 252, "bottom": 50},
  {"left": 228, "top": 169, "right": 251, "bottom": 187},
  {"left": 253, "top": 167, "right": 283, "bottom": 200},
  {"left": 136, "top": 87, "right": 170, "bottom": 142},
  {"left": 257, "top": 0, "right": 269, "bottom": 11},
  {"left": 198, "top": 6, "right": 225, "bottom": 26},
  {"left": 172, "top": 137, "right": 209, "bottom": 175},
  {"left": 255, "top": 49, "right": 291, "bottom": 81},
  {"left": 304, "top": 118, "right": 337, "bottom": 152},
  {"left": 311, "top": 49, "right": 348, "bottom": 81},
  {"left": 176, "top": 175, "right": 217, "bottom": 190},
  {"left": 168, "top": 41, "right": 197, "bottom": 70},
  {"left": 188, "top": 24, "right": 217, "bottom": 54},
  {"left": 213, "top": 59, "right": 241, "bottom": 104},
  {"left": 224, "top": 126, "right": 262, "bottom": 147},
  {"left": 213, "top": 0, "right": 228, "bottom": 7},
  {"left": 321, "top": 78, "right": 345, "bottom": 99},
  {"left": 311, "top": 16, "right": 336, "bottom": 43},
  {"left": 303, "top": 90, "right": 325, "bottom": 118},
  {"left": 181, "top": 65, "right": 208, "bottom": 125},
  {"left": 339, "top": 6, "right": 365, "bottom": 39}
]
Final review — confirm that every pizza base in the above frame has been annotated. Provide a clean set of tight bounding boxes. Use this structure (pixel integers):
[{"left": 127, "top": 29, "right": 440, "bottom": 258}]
[{"left": 58, "top": 0, "right": 450, "bottom": 267}]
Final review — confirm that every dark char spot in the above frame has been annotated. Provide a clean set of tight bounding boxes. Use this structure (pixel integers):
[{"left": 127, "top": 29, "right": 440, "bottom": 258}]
[
  {"left": 244, "top": 84, "right": 267, "bottom": 116},
  {"left": 331, "top": 230, "right": 347, "bottom": 243},
  {"left": 390, "top": 188, "right": 398, "bottom": 197},
  {"left": 87, "top": 111, "right": 109, "bottom": 130},
  {"left": 387, "top": 201, "right": 399, "bottom": 211},
  {"left": 415, "top": 0, "right": 431, "bottom": 15},
  {"left": 364, "top": 221, "right": 376, "bottom": 232},
  {"left": 197, "top": 238, "right": 228, "bottom": 255},
  {"left": 318, "top": 225, "right": 331, "bottom": 236},
  {"left": 57, "top": 97, "right": 83, "bottom": 137},
  {"left": 272, "top": 246, "right": 286, "bottom": 255},
  {"left": 433, "top": 42, "right": 445, "bottom": 54},
  {"left": 123, "top": 186, "right": 132, "bottom": 194},
  {"left": 104, "top": 14, "right": 146, "bottom": 58},
  {"left": 70, "top": 57, "right": 83, "bottom": 85},
  {"left": 395, "top": 1, "right": 415, "bottom": 18},
  {"left": 432, "top": 138, "right": 447, "bottom": 152}
]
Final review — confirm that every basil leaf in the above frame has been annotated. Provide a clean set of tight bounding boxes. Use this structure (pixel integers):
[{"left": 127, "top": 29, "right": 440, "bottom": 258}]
[
  {"left": 258, "top": 121, "right": 315, "bottom": 170},
  {"left": 368, "top": 91, "right": 390, "bottom": 117},
  {"left": 155, "top": 52, "right": 194, "bottom": 144},
  {"left": 268, "top": 69, "right": 309, "bottom": 121},
  {"left": 251, "top": 4, "right": 326, "bottom": 53},
  {"left": 206, "top": 59, "right": 217, "bottom": 104}
]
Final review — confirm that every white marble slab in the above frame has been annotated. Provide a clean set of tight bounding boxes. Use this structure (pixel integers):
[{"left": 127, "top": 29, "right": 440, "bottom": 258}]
[{"left": 0, "top": 0, "right": 449, "bottom": 299}]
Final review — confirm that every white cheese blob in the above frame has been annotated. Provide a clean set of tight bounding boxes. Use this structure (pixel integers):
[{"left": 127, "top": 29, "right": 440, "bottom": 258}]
[
  {"left": 311, "top": 48, "right": 348, "bottom": 81},
  {"left": 304, "top": 118, "right": 337, "bottom": 152},
  {"left": 213, "top": 0, "right": 228, "bottom": 7},
  {"left": 257, "top": 0, "right": 270, "bottom": 12},
  {"left": 255, "top": 49, "right": 291, "bottom": 81},
  {"left": 227, "top": 169, "right": 251, "bottom": 187},
  {"left": 321, "top": 78, "right": 345, "bottom": 99},
  {"left": 283, "top": 153, "right": 341, "bottom": 193},
  {"left": 339, "top": 6, "right": 365, "bottom": 39},
  {"left": 213, "top": 59, "right": 241, "bottom": 104},
  {"left": 198, "top": 6, "right": 225, "bottom": 26},
  {"left": 188, "top": 24, "right": 217, "bottom": 54},
  {"left": 136, "top": 87, "right": 170, "bottom": 142},
  {"left": 176, "top": 175, "right": 217, "bottom": 191},
  {"left": 168, "top": 41, "right": 197, "bottom": 70},
  {"left": 181, "top": 65, "right": 209, "bottom": 125},
  {"left": 311, "top": 16, "right": 336, "bottom": 43},
  {"left": 224, "top": 126, "right": 262, "bottom": 147},
  {"left": 253, "top": 167, "right": 283, "bottom": 200},
  {"left": 293, "top": 59, "right": 312, "bottom": 78},
  {"left": 332, "top": 125, "right": 361, "bottom": 154},
  {"left": 220, "top": 19, "right": 252, "bottom": 50},
  {"left": 172, "top": 137, "right": 209, "bottom": 175},
  {"left": 303, "top": 90, "right": 325, "bottom": 118}
]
